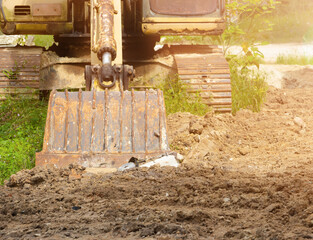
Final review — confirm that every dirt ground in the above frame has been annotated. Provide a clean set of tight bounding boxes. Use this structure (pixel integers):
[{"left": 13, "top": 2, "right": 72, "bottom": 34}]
[{"left": 1, "top": 66, "right": 313, "bottom": 240}]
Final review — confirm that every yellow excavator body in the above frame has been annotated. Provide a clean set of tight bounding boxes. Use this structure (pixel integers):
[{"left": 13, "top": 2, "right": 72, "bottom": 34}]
[{"left": 0, "top": 0, "right": 230, "bottom": 168}]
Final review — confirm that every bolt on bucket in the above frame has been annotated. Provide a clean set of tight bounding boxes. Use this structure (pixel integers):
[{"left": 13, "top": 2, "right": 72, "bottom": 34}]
[{"left": 36, "top": 88, "right": 171, "bottom": 168}]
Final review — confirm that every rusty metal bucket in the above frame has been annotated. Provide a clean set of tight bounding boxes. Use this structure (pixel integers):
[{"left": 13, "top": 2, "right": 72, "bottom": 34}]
[{"left": 36, "top": 88, "right": 171, "bottom": 168}]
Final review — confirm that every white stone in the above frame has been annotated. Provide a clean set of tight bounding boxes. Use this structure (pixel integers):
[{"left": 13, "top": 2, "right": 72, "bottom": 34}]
[
  {"left": 176, "top": 153, "right": 184, "bottom": 161},
  {"left": 140, "top": 155, "right": 179, "bottom": 168},
  {"left": 118, "top": 162, "right": 136, "bottom": 171},
  {"left": 294, "top": 117, "right": 306, "bottom": 129}
]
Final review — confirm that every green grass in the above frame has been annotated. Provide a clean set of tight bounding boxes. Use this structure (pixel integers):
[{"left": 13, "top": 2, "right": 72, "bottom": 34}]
[
  {"left": 276, "top": 54, "right": 313, "bottom": 65},
  {"left": 161, "top": 76, "right": 209, "bottom": 116},
  {"left": 0, "top": 98, "right": 47, "bottom": 184}
]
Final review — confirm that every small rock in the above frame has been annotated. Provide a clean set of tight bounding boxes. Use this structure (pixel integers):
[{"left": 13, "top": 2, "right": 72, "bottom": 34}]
[
  {"left": 232, "top": 196, "right": 240, "bottom": 203},
  {"left": 294, "top": 117, "right": 306, "bottom": 129},
  {"left": 223, "top": 197, "right": 230, "bottom": 203},
  {"left": 72, "top": 206, "right": 81, "bottom": 211},
  {"left": 141, "top": 155, "right": 179, "bottom": 168},
  {"left": 189, "top": 120, "right": 204, "bottom": 135},
  {"left": 176, "top": 153, "right": 184, "bottom": 162},
  {"left": 118, "top": 162, "right": 136, "bottom": 171},
  {"left": 204, "top": 111, "right": 214, "bottom": 119},
  {"left": 238, "top": 147, "right": 249, "bottom": 156},
  {"left": 265, "top": 203, "right": 281, "bottom": 213},
  {"left": 30, "top": 174, "right": 45, "bottom": 185}
]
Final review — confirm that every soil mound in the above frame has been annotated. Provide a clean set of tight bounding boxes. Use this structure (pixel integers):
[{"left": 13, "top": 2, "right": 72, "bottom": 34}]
[{"left": 5, "top": 164, "right": 86, "bottom": 188}]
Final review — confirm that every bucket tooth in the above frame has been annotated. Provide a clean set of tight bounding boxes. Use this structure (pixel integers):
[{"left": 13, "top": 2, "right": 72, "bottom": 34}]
[{"left": 36, "top": 89, "right": 170, "bottom": 168}]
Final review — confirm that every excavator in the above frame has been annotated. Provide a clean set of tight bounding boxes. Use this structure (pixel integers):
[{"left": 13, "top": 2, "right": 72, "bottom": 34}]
[{"left": 0, "top": 0, "right": 231, "bottom": 169}]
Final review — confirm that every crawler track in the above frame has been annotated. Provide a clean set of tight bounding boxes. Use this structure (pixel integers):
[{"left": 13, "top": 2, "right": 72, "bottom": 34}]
[
  {"left": 0, "top": 47, "right": 42, "bottom": 99},
  {"left": 171, "top": 45, "right": 231, "bottom": 113}
]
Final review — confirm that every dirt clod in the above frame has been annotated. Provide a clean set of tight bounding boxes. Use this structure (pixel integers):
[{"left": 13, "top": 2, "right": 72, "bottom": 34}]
[{"left": 189, "top": 120, "right": 204, "bottom": 135}]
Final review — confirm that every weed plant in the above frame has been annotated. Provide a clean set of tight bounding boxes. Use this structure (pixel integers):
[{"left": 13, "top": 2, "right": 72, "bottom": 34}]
[
  {"left": 276, "top": 54, "right": 313, "bottom": 65},
  {"left": 160, "top": 76, "right": 209, "bottom": 116},
  {"left": 229, "top": 56, "right": 268, "bottom": 114},
  {"left": 0, "top": 98, "right": 47, "bottom": 184}
]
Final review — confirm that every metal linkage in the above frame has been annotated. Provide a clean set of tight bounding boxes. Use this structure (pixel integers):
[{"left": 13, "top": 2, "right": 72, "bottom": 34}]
[{"left": 84, "top": 64, "right": 134, "bottom": 90}]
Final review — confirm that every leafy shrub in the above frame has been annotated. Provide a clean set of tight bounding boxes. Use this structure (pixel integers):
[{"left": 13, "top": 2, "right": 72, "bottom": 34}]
[{"left": 0, "top": 98, "right": 47, "bottom": 184}]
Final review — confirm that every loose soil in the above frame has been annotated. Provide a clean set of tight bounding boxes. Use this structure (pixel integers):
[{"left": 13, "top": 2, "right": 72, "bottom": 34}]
[{"left": 1, "top": 67, "right": 313, "bottom": 239}]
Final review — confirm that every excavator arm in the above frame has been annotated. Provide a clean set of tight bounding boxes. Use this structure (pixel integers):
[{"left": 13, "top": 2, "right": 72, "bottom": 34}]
[{"left": 36, "top": 0, "right": 171, "bottom": 168}]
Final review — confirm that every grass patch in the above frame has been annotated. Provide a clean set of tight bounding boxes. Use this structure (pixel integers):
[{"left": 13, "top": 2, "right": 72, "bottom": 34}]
[
  {"left": 0, "top": 98, "right": 47, "bottom": 184},
  {"left": 161, "top": 76, "right": 209, "bottom": 116},
  {"left": 276, "top": 54, "right": 313, "bottom": 65}
]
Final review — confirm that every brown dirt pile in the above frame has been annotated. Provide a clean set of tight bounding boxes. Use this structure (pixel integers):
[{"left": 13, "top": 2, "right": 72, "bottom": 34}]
[
  {"left": 169, "top": 87, "right": 313, "bottom": 175},
  {"left": 1, "top": 86, "right": 313, "bottom": 239}
]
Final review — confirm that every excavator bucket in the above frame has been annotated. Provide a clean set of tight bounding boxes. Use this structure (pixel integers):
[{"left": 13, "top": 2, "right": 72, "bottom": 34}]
[{"left": 36, "top": 89, "right": 171, "bottom": 168}]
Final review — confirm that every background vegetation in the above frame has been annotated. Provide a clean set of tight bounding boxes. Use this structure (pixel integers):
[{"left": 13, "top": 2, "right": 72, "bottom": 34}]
[
  {"left": 276, "top": 54, "right": 313, "bottom": 65},
  {"left": 260, "top": 0, "right": 313, "bottom": 43}
]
